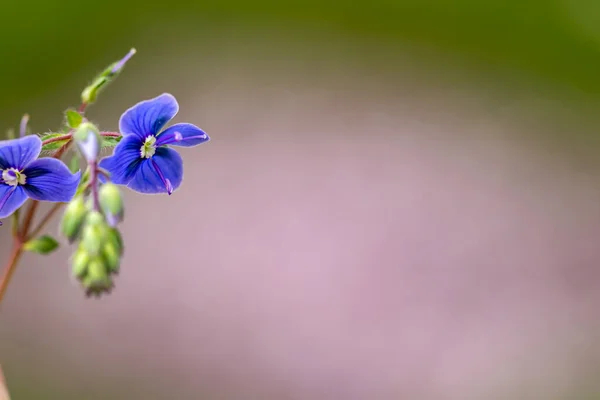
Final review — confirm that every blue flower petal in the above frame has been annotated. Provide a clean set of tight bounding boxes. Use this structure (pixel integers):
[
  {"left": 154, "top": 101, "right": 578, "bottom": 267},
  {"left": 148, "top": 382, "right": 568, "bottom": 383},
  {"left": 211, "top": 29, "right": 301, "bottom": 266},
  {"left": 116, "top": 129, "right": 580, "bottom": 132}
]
[
  {"left": 119, "top": 93, "right": 179, "bottom": 139},
  {"left": 22, "top": 158, "right": 81, "bottom": 202},
  {"left": 127, "top": 147, "right": 183, "bottom": 194},
  {"left": 0, "top": 135, "right": 42, "bottom": 170},
  {"left": 0, "top": 185, "right": 28, "bottom": 218},
  {"left": 156, "top": 123, "right": 210, "bottom": 147},
  {"left": 98, "top": 135, "right": 144, "bottom": 185}
]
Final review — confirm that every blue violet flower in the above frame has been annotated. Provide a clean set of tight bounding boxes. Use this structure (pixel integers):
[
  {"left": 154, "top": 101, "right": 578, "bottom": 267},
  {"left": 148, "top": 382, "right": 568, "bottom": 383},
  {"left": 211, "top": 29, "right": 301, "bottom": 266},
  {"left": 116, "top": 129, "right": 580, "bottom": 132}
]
[
  {"left": 0, "top": 135, "right": 81, "bottom": 218},
  {"left": 99, "top": 93, "right": 209, "bottom": 194}
]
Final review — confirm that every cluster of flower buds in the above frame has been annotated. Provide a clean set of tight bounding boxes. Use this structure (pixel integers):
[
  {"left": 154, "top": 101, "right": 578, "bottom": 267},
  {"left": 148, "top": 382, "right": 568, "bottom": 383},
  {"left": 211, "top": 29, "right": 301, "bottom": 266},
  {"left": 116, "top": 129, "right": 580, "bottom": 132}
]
[
  {"left": 60, "top": 122, "right": 125, "bottom": 297},
  {"left": 0, "top": 48, "right": 210, "bottom": 302}
]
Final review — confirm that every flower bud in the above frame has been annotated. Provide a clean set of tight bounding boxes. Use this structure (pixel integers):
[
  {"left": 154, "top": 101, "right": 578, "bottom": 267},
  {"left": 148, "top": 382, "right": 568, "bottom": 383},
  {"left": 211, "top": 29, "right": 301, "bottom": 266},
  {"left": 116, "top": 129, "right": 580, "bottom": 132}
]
[
  {"left": 99, "top": 183, "right": 124, "bottom": 225},
  {"left": 81, "top": 49, "right": 136, "bottom": 105},
  {"left": 102, "top": 241, "right": 120, "bottom": 274},
  {"left": 80, "top": 211, "right": 107, "bottom": 256},
  {"left": 60, "top": 196, "right": 88, "bottom": 243},
  {"left": 87, "top": 258, "right": 107, "bottom": 281},
  {"left": 72, "top": 246, "right": 90, "bottom": 279},
  {"left": 74, "top": 122, "right": 101, "bottom": 162},
  {"left": 81, "top": 77, "right": 108, "bottom": 105},
  {"left": 107, "top": 227, "right": 124, "bottom": 256},
  {"left": 83, "top": 258, "right": 114, "bottom": 297}
]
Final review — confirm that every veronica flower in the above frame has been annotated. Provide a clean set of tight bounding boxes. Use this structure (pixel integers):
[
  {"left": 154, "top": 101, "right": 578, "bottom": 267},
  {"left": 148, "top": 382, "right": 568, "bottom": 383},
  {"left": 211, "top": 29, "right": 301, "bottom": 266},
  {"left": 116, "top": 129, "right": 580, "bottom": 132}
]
[
  {"left": 99, "top": 93, "right": 209, "bottom": 194},
  {"left": 0, "top": 135, "right": 80, "bottom": 218}
]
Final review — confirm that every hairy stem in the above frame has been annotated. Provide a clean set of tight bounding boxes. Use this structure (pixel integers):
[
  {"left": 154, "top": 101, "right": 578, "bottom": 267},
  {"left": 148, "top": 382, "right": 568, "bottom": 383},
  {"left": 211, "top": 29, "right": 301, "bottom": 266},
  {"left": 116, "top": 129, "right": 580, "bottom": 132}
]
[{"left": 41, "top": 134, "right": 71, "bottom": 146}]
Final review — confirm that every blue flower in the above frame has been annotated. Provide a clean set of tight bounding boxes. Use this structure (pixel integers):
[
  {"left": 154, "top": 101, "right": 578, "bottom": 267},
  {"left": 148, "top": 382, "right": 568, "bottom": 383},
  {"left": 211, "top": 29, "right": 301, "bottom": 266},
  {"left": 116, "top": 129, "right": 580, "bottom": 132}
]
[
  {"left": 0, "top": 135, "right": 81, "bottom": 218},
  {"left": 99, "top": 93, "right": 209, "bottom": 194}
]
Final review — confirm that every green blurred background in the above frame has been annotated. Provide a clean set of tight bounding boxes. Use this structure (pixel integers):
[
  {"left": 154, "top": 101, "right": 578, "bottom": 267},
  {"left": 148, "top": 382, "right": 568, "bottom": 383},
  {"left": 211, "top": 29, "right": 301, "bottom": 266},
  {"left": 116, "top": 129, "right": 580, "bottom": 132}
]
[{"left": 2, "top": 0, "right": 600, "bottom": 399}]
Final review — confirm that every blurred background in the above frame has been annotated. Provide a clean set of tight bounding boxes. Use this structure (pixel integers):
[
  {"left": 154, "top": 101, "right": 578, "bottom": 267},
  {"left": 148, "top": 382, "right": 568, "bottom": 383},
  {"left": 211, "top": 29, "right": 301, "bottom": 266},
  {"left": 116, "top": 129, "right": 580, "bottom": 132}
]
[{"left": 1, "top": 0, "right": 600, "bottom": 398}]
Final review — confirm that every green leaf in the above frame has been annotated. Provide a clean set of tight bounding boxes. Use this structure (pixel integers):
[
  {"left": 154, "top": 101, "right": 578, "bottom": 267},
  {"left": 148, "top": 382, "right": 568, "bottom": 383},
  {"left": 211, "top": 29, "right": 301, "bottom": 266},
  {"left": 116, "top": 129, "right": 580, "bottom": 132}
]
[
  {"left": 65, "top": 109, "right": 83, "bottom": 129},
  {"left": 40, "top": 133, "right": 71, "bottom": 151},
  {"left": 24, "top": 235, "right": 59, "bottom": 255},
  {"left": 102, "top": 135, "right": 122, "bottom": 147}
]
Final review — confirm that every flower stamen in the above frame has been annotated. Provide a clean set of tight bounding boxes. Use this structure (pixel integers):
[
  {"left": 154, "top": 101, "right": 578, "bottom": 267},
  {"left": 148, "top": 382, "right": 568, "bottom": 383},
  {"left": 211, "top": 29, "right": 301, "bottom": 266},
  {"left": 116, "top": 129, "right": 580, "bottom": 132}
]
[
  {"left": 140, "top": 136, "right": 157, "bottom": 159},
  {"left": 2, "top": 168, "right": 26, "bottom": 186},
  {"left": 158, "top": 131, "right": 208, "bottom": 146},
  {"left": 150, "top": 159, "right": 173, "bottom": 195}
]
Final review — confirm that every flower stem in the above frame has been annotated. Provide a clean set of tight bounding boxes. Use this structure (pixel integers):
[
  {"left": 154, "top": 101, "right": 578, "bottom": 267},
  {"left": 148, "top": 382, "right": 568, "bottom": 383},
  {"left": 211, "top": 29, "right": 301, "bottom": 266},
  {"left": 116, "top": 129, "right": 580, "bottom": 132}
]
[
  {"left": 89, "top": 161, "right": 100, "bottom": 211},
  {"left": 99, "top": 131, "right": 121, "bottom": 138},
  {"left": 41, "top": 134, "right": 71, "bottom": 146},
  {"left": 0, "top": 239, "right": 24, "bottom": 305}
]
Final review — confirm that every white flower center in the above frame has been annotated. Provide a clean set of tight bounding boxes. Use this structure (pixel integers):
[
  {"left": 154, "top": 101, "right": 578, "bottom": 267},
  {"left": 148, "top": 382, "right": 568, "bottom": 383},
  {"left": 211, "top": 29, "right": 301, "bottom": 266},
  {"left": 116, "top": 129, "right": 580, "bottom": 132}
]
[
  {"left": 2, "top": 168, "right": 26, "bottom": 186},
  {"left": 140, "top": 136, "right": 156, "bottom": 159}
]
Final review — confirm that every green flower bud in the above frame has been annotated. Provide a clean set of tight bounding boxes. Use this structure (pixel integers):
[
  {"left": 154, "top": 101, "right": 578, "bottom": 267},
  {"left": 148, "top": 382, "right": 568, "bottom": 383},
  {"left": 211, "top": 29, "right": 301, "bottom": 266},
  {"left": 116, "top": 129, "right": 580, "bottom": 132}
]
[
  {"left": 72, "top": 246, "right": 90, "bottom": 279},
  {"left": 85, "top": 210, "right": 106, "bottom": 227},
  {"left": 87, "top": 258, "right": 107, "bottom": 281},
  {"left": 60, "top": 196, "right": 88, "bottom": 243},
  {"left": 102, "top": 241, "right": 120, "bottom": 274},
  {"left": 106, "top": 227, "right": 124, "bottom": 257},
  {"left": 74, "top": 122, "right": 101, "bottom": 162},
  {"left": 81, "top": 49, "right": 136, "bottom": 106},
  {"left": 81, "top": 76, "right": 108, "bottom": 105},
  {"left": 99, "top": 183, "right": 124, "bottom": 225},
  {"left": 80, "top": 212, "right": 107, "bottom": 256},
  {"left": 83, "top": 258, "right": 114, "bottom": 297}
]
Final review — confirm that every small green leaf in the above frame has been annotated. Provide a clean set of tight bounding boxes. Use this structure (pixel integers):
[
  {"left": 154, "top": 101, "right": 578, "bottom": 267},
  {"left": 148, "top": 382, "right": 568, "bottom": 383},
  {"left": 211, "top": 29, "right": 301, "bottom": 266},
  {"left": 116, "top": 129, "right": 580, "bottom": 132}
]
[
  {"left": 65, "top": 109, "right": 83, "bottom": 129},
  {"left": 40, "top": 133, "right": 71, "bottom": 151},
  {"left": 101, "top": 135, "right": 122, "bottom": 147},
  {"left": 24, "top": 235, "right": 60, "bottom": 255}
]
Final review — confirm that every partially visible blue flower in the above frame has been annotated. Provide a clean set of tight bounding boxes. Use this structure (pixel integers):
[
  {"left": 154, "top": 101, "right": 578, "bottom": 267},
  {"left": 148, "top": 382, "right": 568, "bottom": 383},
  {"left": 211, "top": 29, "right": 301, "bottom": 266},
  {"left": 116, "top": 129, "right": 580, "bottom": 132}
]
[
  {"left": 0, "top": 135, "right": 81, "bottom": 218},
  {"left": 99, "top": 93, "right": 209, "bottom": 194}
]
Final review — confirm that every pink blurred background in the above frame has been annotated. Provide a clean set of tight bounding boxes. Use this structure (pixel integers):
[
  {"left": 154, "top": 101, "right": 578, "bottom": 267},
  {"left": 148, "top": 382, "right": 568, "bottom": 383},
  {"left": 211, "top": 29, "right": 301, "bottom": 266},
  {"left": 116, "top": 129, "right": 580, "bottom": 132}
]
[{"left": 1, "top": 24, "right": 600, "bottom": 399}]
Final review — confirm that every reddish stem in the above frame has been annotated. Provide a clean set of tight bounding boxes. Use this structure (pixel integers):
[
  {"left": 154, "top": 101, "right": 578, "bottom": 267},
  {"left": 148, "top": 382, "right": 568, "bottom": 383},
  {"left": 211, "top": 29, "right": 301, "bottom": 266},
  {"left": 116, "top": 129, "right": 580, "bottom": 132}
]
[{"left": 42, "top": 134, "right": 71, "bottom": 146}]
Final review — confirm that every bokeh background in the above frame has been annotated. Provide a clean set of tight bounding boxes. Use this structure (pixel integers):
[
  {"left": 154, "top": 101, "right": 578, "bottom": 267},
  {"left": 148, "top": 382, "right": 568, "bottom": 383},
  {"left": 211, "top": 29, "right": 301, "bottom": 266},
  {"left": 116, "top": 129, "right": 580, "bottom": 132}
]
[{"left": 1, "top": 0, "right": 600, "bottom": 398}]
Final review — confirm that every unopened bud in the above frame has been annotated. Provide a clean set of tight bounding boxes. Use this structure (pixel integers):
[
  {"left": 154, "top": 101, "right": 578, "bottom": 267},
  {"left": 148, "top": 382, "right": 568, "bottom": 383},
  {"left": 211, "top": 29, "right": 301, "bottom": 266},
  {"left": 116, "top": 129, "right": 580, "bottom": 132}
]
[
  {"left": 107, "top": 227, "right": 124, "bottom": 256},
  {"left": 74, "top": 122, "right": 101, "bottom": 162},
  {"left": 81, "top": 76, "right": 108, "bottom": 105},
  {"left": 83, "top": 258, "right": 113, "bottom": 297},
  {"left": 99, "top": 183, "right": 124, "bottom": 225},
  {"left": 72, "top": 246, "right": 90, "bottom": 279},
  {"left": 80, "top": 211, "right": 107, "bottom": 256},
  {"left": 81, "top": 49, "right": 136, "bottom": 105},
  {"left": 60, "top": 196, "right": 88, "bottom": 242},
  {"left": 102, "top": 241, "right": 121, "bottom": 274}
]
